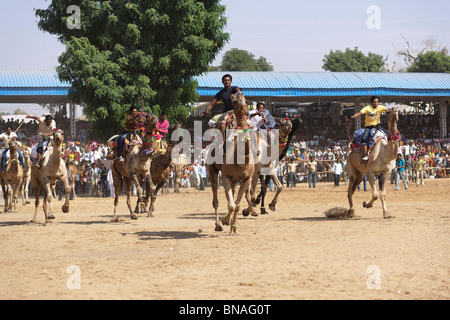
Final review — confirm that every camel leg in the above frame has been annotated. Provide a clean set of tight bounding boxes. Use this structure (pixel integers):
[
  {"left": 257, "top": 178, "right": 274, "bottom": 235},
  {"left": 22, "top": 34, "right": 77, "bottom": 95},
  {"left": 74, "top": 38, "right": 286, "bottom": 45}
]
[
  {"left": 42, "top": 179, "right": 54, "bottom": 224},
  {"left": 347, "top": 169, "right": 363, "bottom": 217},
  {"left": 131, "top": 174, "right": 144, "bottom": 218},
  {"left": 379, "top": 171, "right": 394, "bottom": 219},
  {"left": 71, "top": 179, "right": 77, "bottom": 199},
  {"left": 52, "top": 184, "right": 58, "bottom": 200},
  {"left": 60, "top": 178, "right": 71, "bottom": 214},
  {"left": 363, "top": 172, "right": 379, "bottom": 209},
  {"left": 111, "top": 165, "right": 123, "bottom": 222},
  {"left": 20, "top": 180, "right": 26, "bottom": 205},
  {"left": 268, "top": 174, "right": 283, "bottom": 212},
  {"left": 148, "top": 181, "right": 164, "bottom": 217},
  {"left": 30, "top": 173, "right": 41, "bottom": 223},
  {"left": 244, "top": 170, "right": 259, "bottom": 217},
  {"left": 12, "top": 179, "right": 22, "bottom": 212},
  {"left": 25, "top": 179, "right": 30, "bottom": 204},
  {"left": 221, "top": 177, "right": 235, "bottom": 230},
  {"left": 208, "top": 165, "right": 222, "bottom": 231},
  {"left": 125, "top": 178, "right": 137, "bottom": 220},
  {"left": 4, "top": 183, "right": 12, "bottom": 212},
  {"left": 222, "top": 177, "right": 236, "bottom": 225},
  {"left": 143, "top": 173, "right": 156, "bottom": 216},
  {"left": 229, "top": 177, "right": 252, "bottom": 236}
]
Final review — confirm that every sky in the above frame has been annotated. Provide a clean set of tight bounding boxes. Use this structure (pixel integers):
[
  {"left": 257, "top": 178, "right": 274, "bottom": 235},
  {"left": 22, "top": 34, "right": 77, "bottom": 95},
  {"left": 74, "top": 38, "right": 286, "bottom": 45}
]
[{"left": 0, "top": 0, "right": 449, "bottom": 114}]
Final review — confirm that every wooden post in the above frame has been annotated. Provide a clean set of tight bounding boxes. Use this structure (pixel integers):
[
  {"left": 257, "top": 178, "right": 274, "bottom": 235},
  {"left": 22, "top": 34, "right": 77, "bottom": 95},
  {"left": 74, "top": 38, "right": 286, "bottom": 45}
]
[{"left": 440, "top": 97, "right": 447, "bottom": 139}]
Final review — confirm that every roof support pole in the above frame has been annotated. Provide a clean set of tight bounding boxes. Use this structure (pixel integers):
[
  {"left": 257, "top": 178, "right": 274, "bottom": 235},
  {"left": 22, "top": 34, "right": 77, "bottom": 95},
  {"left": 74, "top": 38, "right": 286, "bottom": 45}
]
[
  {"left": 355, "top": 98, "right": 361, "bottom": 130},
  {"left": 440, "top": 97, "right": 447, "bottom": 139},
  {"left": 70, "top": 101, "right": 76, "bottom": 139}
]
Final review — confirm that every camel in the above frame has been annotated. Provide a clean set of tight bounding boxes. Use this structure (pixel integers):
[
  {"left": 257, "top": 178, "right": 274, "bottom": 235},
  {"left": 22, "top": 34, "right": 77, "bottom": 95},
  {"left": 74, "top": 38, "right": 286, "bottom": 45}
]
[
  {"left": 30, "top": 129, "right": 71, "bottom": 224},
  {"left": 19, "top": 148, "right": 31, "bottom": 205},
  {"left": 131, "top": 124, "right": 181, "bottom": 216},
  {"left": 248, "top": 117, "right": 301, "bottom": 215},
  {"left": 66, "top": 160, "right": 88, "bottom": 199},
  {"left": 207, "top": 93, "right": 255, "bottom": 234},
  {"left": 346, "top": 107, "right": 401, "bottom": 219},
  {"left": 110, "top": 113, "right": 158, "bottom": 222},
  {"left": 1, "top": 140, "right": 24, "bottom": 212}
]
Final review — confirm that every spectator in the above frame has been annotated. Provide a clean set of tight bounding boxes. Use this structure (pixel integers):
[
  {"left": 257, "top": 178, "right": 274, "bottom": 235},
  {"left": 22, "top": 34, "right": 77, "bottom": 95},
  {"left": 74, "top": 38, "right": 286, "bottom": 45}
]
[
  {"left": 332, "top": 159, "right": 343, "bottom": 186},
  {"left": 395, "top": 153, "right": 408, "bottom": 191}
]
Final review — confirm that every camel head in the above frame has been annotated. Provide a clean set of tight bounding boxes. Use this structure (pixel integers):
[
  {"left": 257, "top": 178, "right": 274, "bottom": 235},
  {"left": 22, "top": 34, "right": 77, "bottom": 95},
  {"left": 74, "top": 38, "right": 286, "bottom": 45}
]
[
  {"left": 144, "top": 113, "right": 158, "bottom": 133},
  {"left": 274, "top": 118, "right": 293, "bottom": 138},
  {"left": 231, "top": 92, "right": 248, "bottom": 117},
  {"left": 53, "top": 128, "right": 64, "bottom": 146},
  {"left": 386, "top": 107, "right": 399, "bottom": 135},
  {"left": 8, "top": 139, "right": 17, "bottom": 152}
]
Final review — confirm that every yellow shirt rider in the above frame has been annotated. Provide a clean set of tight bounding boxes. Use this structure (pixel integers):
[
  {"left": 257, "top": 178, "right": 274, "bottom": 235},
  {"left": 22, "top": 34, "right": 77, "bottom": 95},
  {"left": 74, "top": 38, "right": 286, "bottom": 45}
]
[{"left": 350, "top": 96, "right": 387, "bottom": 161}]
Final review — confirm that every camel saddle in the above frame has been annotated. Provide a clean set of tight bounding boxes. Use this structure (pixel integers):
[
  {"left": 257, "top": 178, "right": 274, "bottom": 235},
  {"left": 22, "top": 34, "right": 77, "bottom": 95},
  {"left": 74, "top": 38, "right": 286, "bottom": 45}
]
[{"left": 350, "top": 128, "right": 386, "bottom": 157}]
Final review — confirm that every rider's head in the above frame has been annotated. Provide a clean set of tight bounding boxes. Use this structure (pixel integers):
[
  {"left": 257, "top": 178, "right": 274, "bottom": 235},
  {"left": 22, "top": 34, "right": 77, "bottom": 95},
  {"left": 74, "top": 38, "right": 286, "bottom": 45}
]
[
  {"left": 129, "top": 105, "right": 139, "bottom": 117},
  {"left": 222, "top": 74, "right": 232, "bottom": 88},
  {"left": 370, "top": 96, "right": 380, "bottom": 107},
  {"left": 45, "top": 115, "right": 53, "bottom": 126}
]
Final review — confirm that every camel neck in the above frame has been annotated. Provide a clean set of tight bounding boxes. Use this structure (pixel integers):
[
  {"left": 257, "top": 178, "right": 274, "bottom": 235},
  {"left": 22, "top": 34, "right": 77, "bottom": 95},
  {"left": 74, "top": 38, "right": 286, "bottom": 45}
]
[{"left": 51, "top": 144, "right": 62, "bottom": 171}]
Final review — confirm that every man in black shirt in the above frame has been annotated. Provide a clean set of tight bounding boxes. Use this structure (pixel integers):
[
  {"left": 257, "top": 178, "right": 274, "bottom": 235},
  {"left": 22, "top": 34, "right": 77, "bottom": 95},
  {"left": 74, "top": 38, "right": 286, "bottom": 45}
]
[
  {"left": 204, "top": 74, "right": 241, "bottom": 116},
  {"left": 204, "top": 74, "right": 241, "bottom": 137}
]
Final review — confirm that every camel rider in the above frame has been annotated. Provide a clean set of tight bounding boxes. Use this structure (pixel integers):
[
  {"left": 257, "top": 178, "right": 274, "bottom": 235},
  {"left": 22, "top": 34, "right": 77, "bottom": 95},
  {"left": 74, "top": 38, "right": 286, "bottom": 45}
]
[
  {"left": 248, "top": 102, "right": 275, "bottom": 131},
  {"left": 0, "top": 126, "right": 25, "bottom": 172},
  {"left": 26, "top": 114, "right": 56, "bottom": 168},
  {"left": 349, "top": 96, "right": 387, "bottom": 161},
  {"left": 153, "top": 111, "right": 169, "bottom": 154},
  {"left": 116, "top": 105, "right": 146, "bottom": 162},
  {"left": 204, "top": 74, "right": 241, "bottom": 136}
]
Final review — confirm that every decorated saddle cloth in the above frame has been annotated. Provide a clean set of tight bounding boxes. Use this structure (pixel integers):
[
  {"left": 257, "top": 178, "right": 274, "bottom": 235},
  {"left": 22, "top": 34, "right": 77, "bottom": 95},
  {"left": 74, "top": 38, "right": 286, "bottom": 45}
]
[{"left": 350, "top": 128, "right": 386, "bottom": 153}]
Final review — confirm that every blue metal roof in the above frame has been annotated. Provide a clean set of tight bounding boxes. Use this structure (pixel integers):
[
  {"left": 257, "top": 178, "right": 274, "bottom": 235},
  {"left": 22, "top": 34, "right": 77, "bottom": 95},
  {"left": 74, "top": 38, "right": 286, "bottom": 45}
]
[
  {"left": 1, "top": 70, "right": 449, "bottom": 98},
  {"left": 196, "top": 71, "right": 450, "bottom": 97}
]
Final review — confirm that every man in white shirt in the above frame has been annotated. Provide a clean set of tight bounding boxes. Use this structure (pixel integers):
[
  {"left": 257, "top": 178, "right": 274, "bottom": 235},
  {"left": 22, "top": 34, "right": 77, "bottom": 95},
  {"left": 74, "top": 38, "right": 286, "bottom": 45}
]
[
  {"left": 248, "top": 102, "right": 275, "bottom": 131},
  {"left": 26, "top": 114, "right": 56, "bottom": 167}
]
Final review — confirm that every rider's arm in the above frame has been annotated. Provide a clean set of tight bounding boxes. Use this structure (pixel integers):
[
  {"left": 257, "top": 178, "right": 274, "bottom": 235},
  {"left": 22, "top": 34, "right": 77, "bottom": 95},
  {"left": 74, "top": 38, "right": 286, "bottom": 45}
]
[{"left": 350, "top": 111, "right": 363, "bottom": 120}]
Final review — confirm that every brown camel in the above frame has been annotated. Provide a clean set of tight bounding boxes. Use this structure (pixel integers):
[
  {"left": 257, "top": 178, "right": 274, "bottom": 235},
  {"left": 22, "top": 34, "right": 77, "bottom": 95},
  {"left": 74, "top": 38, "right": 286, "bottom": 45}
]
[
  {"left": 346, "top": 107, "right": 401, "bottom": 219},
  {"left": 65, "top": 160, "right": 88, "bottom": 199},
  {"left": 1, "top": 140, "right": 24, "bottom": 212},
  {"left": 110, "top": 113, "right": 158, "bottom": 222},
  {"left": 133, "top": 124, "right": 181, "bottom": 216},
  {"left": 19, "top": 147, "right": 31, "bottom": 205},
  {"left": 247, "top": 117, "right": 294, "bottom": 215},
  {"left": 30, "top": 129, "right": 71, "bottom": 224},
  {"left": 208, "top": 93, "right": 255, "bottom": 234},
  {"left": 251, "top": 117, "right": 302, "bottom": 215}
]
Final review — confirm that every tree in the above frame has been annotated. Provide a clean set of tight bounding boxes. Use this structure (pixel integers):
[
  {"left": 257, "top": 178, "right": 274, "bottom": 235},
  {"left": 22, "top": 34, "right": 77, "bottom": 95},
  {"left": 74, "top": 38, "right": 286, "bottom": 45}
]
[
  {"left": 217, "top": 48, "right": 274, "bottom": 71},
  {"left": 36, "top": 0, "right": 229, "bottom": 140},
  {"left": 322, "top": 47, "right": 385, "bottom": 72},
  {"left": 407, "top": 49, "right": 450, "bottom": 73}
]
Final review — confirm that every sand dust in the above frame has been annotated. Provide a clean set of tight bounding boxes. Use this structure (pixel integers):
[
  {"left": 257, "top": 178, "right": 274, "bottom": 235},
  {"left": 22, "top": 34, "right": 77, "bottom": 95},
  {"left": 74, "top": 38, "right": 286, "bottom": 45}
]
[{"left": 0, "top": 178, "right": 448, "bottom": 300}]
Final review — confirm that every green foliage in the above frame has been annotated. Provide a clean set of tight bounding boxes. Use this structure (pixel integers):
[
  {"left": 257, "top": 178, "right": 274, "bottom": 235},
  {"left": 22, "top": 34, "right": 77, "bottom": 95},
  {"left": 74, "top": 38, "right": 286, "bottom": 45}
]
[
  {"left": 407, "top": 49, "right": 450, "bottom": 73},
  {"left": 36, "top": 0, "right": 229, "bottom": 140},
  {"left": 219, "top": 48, "right": 274, "bottom": 71},
  {"left": 322, "top": 47, "right": 385, "bottom": 72}
]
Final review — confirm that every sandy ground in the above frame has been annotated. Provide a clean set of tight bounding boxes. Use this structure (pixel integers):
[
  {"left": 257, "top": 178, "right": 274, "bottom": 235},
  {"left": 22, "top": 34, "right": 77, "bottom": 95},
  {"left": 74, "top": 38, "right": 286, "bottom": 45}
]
[{"left": 0, "top": 178, "right": 448, "bottom": 300}]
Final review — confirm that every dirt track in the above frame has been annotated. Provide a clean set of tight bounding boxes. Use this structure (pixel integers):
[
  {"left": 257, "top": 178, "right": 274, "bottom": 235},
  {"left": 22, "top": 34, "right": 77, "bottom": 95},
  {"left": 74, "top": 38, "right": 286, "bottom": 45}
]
[{"left": 0, "top": 178, "right": 448, "bottom": 300}]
